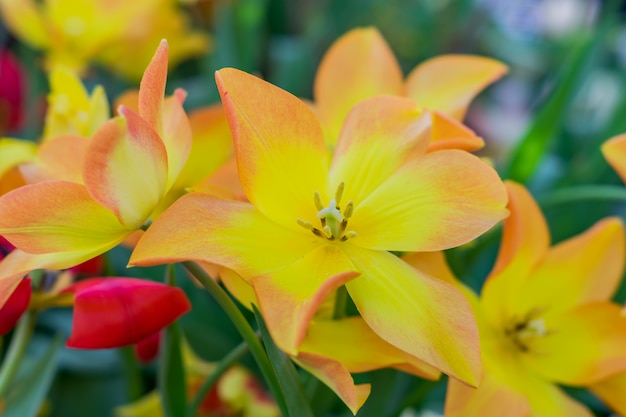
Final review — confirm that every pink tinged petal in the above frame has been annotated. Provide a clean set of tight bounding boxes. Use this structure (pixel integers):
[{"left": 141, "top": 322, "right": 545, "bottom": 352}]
[
  {"left": 220, "top": 267, "right": 258, "bottom": 310},
  {"left": 350, "top": 150, "right": 508, "bottom": 252},
  {"left": 130, "top": 193, "right": 322, "bottom": 278},
  {"left": 0, "top": 277, "right": 31, "bottom": 335},
  {"left": 405, "top": 55, "right": 508, "bottom": 121},
  {"left": 523, "top": 302, "right": 626, "bottom": 385},
  {"left": 173, "top": 104, "right": 233, "bottom": 191},
  {"left": 294, "top": 352, "right": 371, "bottom": 414},
  {"left": 427, "top": 111, "right": 484, "bottom": 152},
  {"left": 252, "top": 244, "right": 359, "bottom": 355},
  {"left": 215, "top": 68, "right": 329, "bottom": 232},
  {"left": 0, "top": 248, "right": 122, "bottom": 309},
  {"left": 401, "top": 251, "right": 459, "bottom": 287},
  {"left": 67, "top": 278, "right": 191, "bottom": 349},
  {"left": 20, "top": 135, "right": 89, "bottom": 184},
  {"left": 314, "top": 27, "right": 404, "bottom": 143},
  {"left": 513, "top": 217, "right": 625, "bottom": 317},
  {"left": 589, "top": 372, "right": 626, "bottom": 416},
  {"left": 84, "top": 113, "right": 168, "bottom": 228},
  {"left": 138, "top": 40, "right": 167, "bottom": 135},
  {"left": 300, "top": 317, "right": 440, "bottom": 379},
  {"left": 342, "top": 246, "right": 481, "bottom": 385},
  {"left": 445, "top": 372, "right": 530, "bottom": 417},
  {"left": 481, "top": 182, "right": 549, "bottom": 329},
  {"left": 602, "top": 133, "right": 626, "bottom": 183},
  {"left": 329, "top": 96, "right": 431, "bottom": 204},
  {"left": 161, "top": 92, "right": 193, "bottom": 190},
  {"left": 134, "top": 331, "right": 161, "bottom": 363},
  {"left": 0, "top": 181, "right": 130, "bottom": 253}
]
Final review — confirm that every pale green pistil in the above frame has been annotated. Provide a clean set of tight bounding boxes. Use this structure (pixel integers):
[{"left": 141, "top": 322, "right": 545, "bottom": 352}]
[{"left": 297, "top": 182, "right": 357, "bottom": 241}]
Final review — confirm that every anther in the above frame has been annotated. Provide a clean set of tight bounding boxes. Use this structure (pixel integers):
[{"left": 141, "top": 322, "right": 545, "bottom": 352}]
[
  {"left": 297, "top": 218, "right": 314, "bottom": 230},
  {"left": 344, "top": 201, "right": 354, "bottom": 219},
  {"left": 340, "top": 231, "right": 358, "bottom": 241},
  {"left": 323, "top": 225, "right": 334, "bottom": 240},
  {"left": 335, "top": 182, "right": 345, "bottom": 204},
  {"left": 314, "top": 191, "right": 324, "bottom": 211}
]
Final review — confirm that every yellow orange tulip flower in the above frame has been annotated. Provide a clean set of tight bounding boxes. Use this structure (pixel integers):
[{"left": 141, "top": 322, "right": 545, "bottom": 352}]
[
  {"left": 404, "top": 182, "right": 626, "bottom": 417},
  {"left": 0, "top": 41, "right": 196, "bottom": 307},
  {"left": 130, "top": 68, "right": 509, "bottom": 391},
  {"left": 314, "top": 27, "right": 508, "bottom": 151},
  {"left": 0, "top": 0, "right": 208, "bottom": 80}
]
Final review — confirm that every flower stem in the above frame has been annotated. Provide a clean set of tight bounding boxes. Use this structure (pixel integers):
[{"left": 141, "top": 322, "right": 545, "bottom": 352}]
[
  {"left": 538, "top": 185, "right": 626, "bottom": 207},
  {"left": 181, "top": 262, "right": 287, "bottom": 415},
  {"left": 0, "top": 310, "right": 36, "bottom": 397},
  {"left": 186, "top": 341, "right": 249, "bottom": 417},
  {"left": 119, "top": 346, "right": 144, "bottom": 401}
]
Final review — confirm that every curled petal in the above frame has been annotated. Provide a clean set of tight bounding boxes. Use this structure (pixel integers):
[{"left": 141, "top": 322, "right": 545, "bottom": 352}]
[
  {"left": 84, "top": 114, "right": 168, "bottom": 228},
  {"left": 589, "top": 372, "right": 626, "bottom": 416},
  {"left": 329, "top": 96, "right": 430, "bottom": 204},
  {"left": 161, "top": 93, "right": 193, "bottom": 190},
  {"left": 130, "top": 193, "right": 322, "bottom": 279},
  {"left": 0, "top": 277, "right": 31, "bottom": 335},
  {"left": 405, "top": 54, "right": 508, "bottom": 121},
  {"left": 252, "top": 244, "right": 359, "bottom": 354},
  {"left": 215, "top": 68, "right": 329, "bottom": 232},
  {"left": 67, "top": 278, "right": 191, "bottom": 349},
  {"left": 300, "top": 317, "right": 440, "bottom": 379},
  {"left": 294, "top": 352, "right": 371, "bottom": 414},
  {"left": 138, "top": 40, "right": 168, "bottom": 135},
  {"left": 314, "top": 27, "right": 404, "bottom": 143},
  {"left": 0, "top": 181, "right": 130, "bottom": 253},
  {"left": 351, "top": 150, "right": 508, "bottom": 252},
  {"left": 427, "top": 111, "right": 484, "bottom": 152},
  {"left": 342, "top": 246, "right": 481, "bottom": 386}
]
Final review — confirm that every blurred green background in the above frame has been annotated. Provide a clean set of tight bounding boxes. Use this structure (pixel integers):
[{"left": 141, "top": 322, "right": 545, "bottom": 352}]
[{"left": 3, "top": 0, "right": 626, "bottom": 416}]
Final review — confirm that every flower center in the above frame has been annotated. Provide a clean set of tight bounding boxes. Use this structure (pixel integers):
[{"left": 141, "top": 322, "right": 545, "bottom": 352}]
[
  {"left": 297, "top": 182, "right": 357, "bottom": 242},
  {"left": 504, "top": 308, "right": 552, "bottom": 353}
]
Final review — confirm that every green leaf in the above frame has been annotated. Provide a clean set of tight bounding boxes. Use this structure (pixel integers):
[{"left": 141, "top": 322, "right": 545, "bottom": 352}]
[
  {"left": 159, "top": 265, "right": 187, "bottom": 417},
  {"left": 252, "top": 304, "right": 315, "bottom": 417},
  {"left": 3, "top": 334, "right": 63, "bottom": 417}
]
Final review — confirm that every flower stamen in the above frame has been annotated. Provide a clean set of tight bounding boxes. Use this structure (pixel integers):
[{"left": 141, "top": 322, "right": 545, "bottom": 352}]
[{"left": 297, "top": 182, "right": 357, "bottom": 241}]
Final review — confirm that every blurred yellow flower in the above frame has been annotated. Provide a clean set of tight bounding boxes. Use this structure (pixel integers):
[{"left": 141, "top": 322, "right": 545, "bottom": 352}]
[{"left": 0, "top": 0, "right": 209, "bottom": 80}]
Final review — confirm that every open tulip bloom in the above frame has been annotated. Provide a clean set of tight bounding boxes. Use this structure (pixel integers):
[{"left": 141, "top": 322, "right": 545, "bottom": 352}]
[
  {"left": 130, "top": 66, "right": 509, "bottom": 404},
  {"left": 407, "top": 182, "right": 626, "bottom": 417}
]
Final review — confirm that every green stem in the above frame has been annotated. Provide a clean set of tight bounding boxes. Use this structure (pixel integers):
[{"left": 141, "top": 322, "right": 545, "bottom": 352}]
[
  {"left": 538, "top": 185, "right": 626, "bottom": 207},
  {"left": 182, "top": 262, "right": 287, "bottom": 415},
  {"left": 119, "top": 346, "right": 144, "bottom": 401},
  {"left": 0, "top": 310, "right": 36, "bottom": 397},
  {"left": 186, "top": 341, "right": 249, "bottom": 417},
  {"left": 332, "top": 285, "right": 348, "bottom": 320}
]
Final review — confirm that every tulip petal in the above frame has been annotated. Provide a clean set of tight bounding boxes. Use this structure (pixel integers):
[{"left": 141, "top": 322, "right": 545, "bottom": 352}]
[
  {"left": 173, "top": 104, "right": 233, "bottom": 191},
  {"left": 294, "top": 352, "right": 371, "bottom": 414},
  {"left": 350, "top": 150, "right": 508, "bottom": 252},
  {"left": 481, "top": 182, "right": 549, "bottom": 329},
  {"left": 405, "top": 55, "right": 507, "bottom": 120},
  {"left": 514, "top": 217, "right": 624, "bottom": 317},
  {"left": 300, "top": 317, "right": 440, "bottom": 379},
  {"left": 427, "top": 111, "right": 484, "bottom": 152},
  {"left": 401, "top": 251, "right": 458, "bottom": 286},
  {"left": 314, "top": 27, "right": 403, "bottom": 143},
  {"left": 138, "top": 39, "right": 167, "bottom": 135},
  {"left": 342, "top": 246, "right": 481, "bottom": 385},
  {"left": 130, "top": 193, "right": 322, "bottom": 279},
  {"left": 329, "top": 96, "right": 430, "bottom": 204},
  {"left": 0, "top": 277, "right": 31, "bottom": 335},
  {"left": 0, "top": 247, "right": 121, "bottom": 309},
  {"left": 20, "top": 135, "right": 89, "bottom": 184},
  {"left": 67, "top": 278, "right": 191, "bottom": 348},
  {"left": 84, "top": 113, "right": 168, "bottom": 228},
  {"left": 445, "top": 372, "right": 530, "bottom": 417},
  {"left": 589, "top": 372, "right": 626, "bottom": 416},
  {"left": 523, "top": 302, "right": 626, "bottom": 385},
  {"left": 215, "top": 68, "right": 329, "bottom": 231},
  {"left": 252, "top": 244, "right": 359, "bottom": 354},
  {"left": 161, "top": 92, "right": 193, "bottom": 189},
  {"left": 602, "top": 134, "right": 626, "bottom": 183},
  {"left": 0, "top": 181, "right": 129, "bottom": 253}
]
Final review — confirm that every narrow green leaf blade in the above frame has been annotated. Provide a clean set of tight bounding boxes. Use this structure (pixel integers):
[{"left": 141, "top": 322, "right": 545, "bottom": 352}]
[
  {"left": 3, "top": 334, "right": 63, "bottom": 417},
  {"left": 252, "top": 304, "right": 315, "bottom": 417}
]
